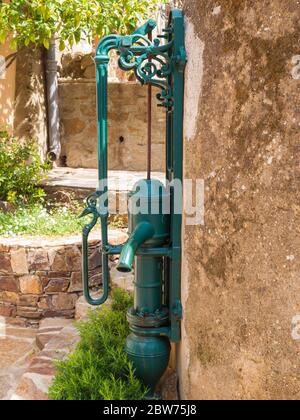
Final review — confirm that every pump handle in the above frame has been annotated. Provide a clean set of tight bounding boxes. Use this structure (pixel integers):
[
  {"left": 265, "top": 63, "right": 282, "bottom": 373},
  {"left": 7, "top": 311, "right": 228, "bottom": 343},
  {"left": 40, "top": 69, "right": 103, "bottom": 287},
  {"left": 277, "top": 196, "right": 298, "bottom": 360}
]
[{"left": 81, "top": 194, "right": 110, "bottom": 306}]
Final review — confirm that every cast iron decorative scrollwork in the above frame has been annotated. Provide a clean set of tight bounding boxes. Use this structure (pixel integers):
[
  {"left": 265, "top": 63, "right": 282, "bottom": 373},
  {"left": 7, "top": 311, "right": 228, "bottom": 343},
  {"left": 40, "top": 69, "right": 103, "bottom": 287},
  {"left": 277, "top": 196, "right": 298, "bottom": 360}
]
[{"left": 117, "top": 34, "right": 175, "bottom": 108}]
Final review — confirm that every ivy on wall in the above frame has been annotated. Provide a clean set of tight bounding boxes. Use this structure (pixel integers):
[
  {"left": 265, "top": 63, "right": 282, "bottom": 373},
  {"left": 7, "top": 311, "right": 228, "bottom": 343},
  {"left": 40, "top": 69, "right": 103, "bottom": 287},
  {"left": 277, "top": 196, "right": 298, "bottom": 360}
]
[{"left": 0, "top": 0, "right": 166, "bottom": 51}]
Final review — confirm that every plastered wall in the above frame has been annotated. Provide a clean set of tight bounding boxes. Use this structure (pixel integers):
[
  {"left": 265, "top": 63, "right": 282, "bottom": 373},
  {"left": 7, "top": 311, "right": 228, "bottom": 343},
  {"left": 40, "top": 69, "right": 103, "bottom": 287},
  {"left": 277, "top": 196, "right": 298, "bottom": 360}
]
[
  {"left": 0, "top": 41, "right": 16, "bottom": 131},
  {"left": 179, "top": 0, "right": 300, "bottom": 400}
]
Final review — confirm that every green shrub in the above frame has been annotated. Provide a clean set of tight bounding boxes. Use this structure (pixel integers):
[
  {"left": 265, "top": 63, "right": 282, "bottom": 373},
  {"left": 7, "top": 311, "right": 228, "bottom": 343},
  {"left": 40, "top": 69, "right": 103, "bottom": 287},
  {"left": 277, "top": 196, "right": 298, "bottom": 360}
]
[
  {"left": 0, "top": 131, "right": 49, "bottom": 204},
  {"left": 49, "top": 289, "right": 148, "bottom": 401}
]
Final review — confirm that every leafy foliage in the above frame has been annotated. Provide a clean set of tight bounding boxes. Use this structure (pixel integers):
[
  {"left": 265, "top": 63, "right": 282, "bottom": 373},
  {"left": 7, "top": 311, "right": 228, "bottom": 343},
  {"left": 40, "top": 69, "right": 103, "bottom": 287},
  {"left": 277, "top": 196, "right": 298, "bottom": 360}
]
[
  {"left": 0, "top": 0, "right": 166, "bottom": 51},
  {"left": 0, "top": 131, "right": 49, "bottom": 204},
  {"left": 49, "top": 289, "right": 148, "bottom": 401}
]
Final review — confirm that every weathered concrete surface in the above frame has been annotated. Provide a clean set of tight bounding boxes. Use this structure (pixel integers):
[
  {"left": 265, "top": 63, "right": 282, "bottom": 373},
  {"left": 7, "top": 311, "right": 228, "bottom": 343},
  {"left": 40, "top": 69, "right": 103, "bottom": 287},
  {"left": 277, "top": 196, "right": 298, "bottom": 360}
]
[{"left": 179, "top": 0, "right": 300, "bottom": 400}]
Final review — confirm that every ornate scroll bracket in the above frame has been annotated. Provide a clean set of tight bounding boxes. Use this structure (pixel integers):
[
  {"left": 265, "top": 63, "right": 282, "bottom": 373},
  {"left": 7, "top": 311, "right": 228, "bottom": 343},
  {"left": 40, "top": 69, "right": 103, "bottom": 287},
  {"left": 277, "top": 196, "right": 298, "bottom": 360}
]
[
  {"left": 95, "top": 18, "right": 186, "bottom": 109},
  {"left": 118, "top": 34, "right": 174, "bottom": 108}
]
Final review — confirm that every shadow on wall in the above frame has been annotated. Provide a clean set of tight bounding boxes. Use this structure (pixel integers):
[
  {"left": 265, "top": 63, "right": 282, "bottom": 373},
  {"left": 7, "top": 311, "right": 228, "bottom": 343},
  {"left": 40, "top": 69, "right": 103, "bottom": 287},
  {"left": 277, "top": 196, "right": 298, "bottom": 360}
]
[{"left": 0, "top": 41, "right": 16, "bottom": 131}]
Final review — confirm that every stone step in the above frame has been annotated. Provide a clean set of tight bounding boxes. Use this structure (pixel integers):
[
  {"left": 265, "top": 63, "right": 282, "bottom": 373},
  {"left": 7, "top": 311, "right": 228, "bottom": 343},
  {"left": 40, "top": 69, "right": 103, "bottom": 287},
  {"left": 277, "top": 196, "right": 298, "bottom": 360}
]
[
  {"left": 0, "top": 318, "right": 38, "bottom": 400},
  {"left": 41, "top": 168, "right": 165, "bottom": 214},
  {"left": 11, "top": 324, "right": 80, "bottom": 400},
  {"left": 36, "top": 318, "right": 74, "bottom": 350}
]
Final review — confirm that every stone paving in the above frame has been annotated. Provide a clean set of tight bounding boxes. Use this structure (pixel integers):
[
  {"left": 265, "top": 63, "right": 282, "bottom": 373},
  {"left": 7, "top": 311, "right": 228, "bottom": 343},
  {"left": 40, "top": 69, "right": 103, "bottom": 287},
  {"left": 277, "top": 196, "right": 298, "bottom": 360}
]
[
  {"left": 0, "top": 316, "right": 79, "bottom": 400},
  {"left": 11, "top": 321, "right": 79, "bottom": 400},
  {"left": 0, "top": 318, "right": 38, "bottom": 400}
]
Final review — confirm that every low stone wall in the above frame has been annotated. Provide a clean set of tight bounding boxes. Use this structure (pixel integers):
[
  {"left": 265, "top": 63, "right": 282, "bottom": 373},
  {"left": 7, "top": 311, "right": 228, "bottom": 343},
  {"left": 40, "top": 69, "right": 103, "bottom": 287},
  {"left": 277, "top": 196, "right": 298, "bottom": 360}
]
[{"left": 0, "top": 235, "right": 102, "bottom": 324}]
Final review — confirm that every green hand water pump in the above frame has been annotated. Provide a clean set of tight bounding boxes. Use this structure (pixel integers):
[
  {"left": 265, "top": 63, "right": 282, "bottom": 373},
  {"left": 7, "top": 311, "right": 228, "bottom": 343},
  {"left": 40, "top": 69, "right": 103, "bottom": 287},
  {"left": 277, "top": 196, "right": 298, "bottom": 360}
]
[{"left": 81, "top": 9, "right": 186, "bottom": 396}]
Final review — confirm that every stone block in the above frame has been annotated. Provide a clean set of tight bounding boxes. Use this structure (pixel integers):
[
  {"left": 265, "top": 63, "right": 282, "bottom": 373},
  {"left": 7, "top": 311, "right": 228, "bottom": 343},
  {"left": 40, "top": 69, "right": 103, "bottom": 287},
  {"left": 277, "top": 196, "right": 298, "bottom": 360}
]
[
  {"left": 44, "top": 279, "right": 70, "bottom": 294},
  {"left": 88, "top": 248, "right": 102, "bottom": 270},
  {"left": 27, "top": 249, "right": 49, "bottom": 271},
  {"left": 12, "top": 374, "right": 52, "bottom": 401},
  {"left": 10, "top": 248, "right": 28, "bottom": 275},
  {"left": 51, "top": 293, "right": 78, "bottom": 311},
  {"left": 48, "top": 249, "right": 67, "bottom": 272},
  {"left": 0, "top": 254, "right": 12, "bottom": 274},
  {"left": 42, "top": 309, "right": 75, "bottom": 319},
  {"left": 65, "top": 246, "right": 82, "bottom": 271},
  {"left": 36, "top": 318, "right": 74, "bottom": 350},
  {"left": 19, "top": 295, "right": 40, "bottom": 308},
  {"left": 27, "top": 357, "right": 57, "bottom": 376},
  {"left": 37, "top": 296, "right": 51, "bottom": 311},
  {"left": 17, "top": 306, "right": 43, "bottom": 320},
  {"left": 0, "top": 276, "right": 19, "bottom": 292},
  {"left": 0, "top": 302, "right": 16, "bottom": 317},
  {"left": 48, "top": 271, "right": 71, "bottom": 278},
  {"left": 19, "top": 275, "right": 43, "bottom": 295},
  {"left": 68, "top": 271, "right": 83, "bottom": 293},
  {"left": 89, "top": 271, "right": 102, "bottom": 287},
  {"left": 0, "top": 291, "right": 19, "bottom": 304}
]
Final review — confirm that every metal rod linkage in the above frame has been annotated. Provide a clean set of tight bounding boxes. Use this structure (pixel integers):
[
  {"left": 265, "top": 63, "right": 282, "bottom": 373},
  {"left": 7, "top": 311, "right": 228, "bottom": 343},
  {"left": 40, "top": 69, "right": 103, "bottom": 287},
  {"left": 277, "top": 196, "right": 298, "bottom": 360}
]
[{"left": 147, "top": 31, "right": 153, "bottom": 180}]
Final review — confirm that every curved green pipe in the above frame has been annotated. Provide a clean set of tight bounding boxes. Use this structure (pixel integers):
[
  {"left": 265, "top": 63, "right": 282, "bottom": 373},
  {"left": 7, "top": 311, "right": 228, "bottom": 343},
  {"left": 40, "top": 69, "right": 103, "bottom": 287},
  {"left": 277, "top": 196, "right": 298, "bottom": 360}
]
[{"left": 117, "top": 222, "right": 155, "bottom": 273}]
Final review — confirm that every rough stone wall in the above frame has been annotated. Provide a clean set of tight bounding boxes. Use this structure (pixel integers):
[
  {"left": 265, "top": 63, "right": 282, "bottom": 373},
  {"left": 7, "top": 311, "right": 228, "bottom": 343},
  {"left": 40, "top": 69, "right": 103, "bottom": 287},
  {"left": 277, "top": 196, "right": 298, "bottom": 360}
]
[
  {"left": 0, "top": 240, "right": 101, "bottom": 324},
  {"left": 179, "top": 0, "right": 300, "bottom": 400},
  {"left": 58, "top": 52, "right": 166, "bottom": 171},
  {"left": 59, "top": 80, "right": 166, "bottom": 171},
  {"left": 14, "top": 46, "right": 48, "bottom": 159}
]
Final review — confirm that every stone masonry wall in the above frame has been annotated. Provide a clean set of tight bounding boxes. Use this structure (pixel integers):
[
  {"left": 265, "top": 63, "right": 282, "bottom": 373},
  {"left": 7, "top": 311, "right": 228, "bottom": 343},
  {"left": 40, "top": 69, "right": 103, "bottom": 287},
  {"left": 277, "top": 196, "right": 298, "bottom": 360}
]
[
  {"left": 59, "top": 80, "right": 166, "bottom": 171},
  {"left": 0, "top": 239, "right": 101, "bottom": 324},
  {"left": 179, "top": 0, "right": 300, "bottom": 400}
]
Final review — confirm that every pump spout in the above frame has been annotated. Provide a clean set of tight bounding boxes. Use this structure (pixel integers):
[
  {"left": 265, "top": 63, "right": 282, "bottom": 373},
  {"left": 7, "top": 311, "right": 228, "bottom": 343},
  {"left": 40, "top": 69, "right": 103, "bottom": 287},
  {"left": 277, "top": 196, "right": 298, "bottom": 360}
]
[{"left": 117, "top": 222, "right": 155, "bottom": 273}]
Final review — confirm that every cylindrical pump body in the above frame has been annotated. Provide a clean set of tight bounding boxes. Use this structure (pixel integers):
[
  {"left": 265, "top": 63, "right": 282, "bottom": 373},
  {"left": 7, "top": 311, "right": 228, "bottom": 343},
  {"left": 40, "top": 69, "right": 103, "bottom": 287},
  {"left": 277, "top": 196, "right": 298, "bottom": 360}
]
[
  {"left": 134, "top": 256, "right": 163, "bottom": 315},
  {"left": 128, "top": 179, "right": 170, "bottom": 246}
]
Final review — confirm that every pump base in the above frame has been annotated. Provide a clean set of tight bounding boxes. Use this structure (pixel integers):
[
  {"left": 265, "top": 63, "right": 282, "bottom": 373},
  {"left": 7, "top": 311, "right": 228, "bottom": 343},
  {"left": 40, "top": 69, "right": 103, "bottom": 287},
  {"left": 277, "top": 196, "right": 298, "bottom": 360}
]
[{"left": 125, "top": 333, "right": 171, "bottom": 395}]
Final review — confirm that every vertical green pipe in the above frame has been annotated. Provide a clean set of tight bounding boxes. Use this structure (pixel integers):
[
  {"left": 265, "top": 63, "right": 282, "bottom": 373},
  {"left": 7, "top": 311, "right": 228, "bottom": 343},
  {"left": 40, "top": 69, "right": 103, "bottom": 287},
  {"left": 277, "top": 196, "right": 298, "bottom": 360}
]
[
  {"left": 95, "top": 59, "right": 109, "bottom": 197},
  {"left": 169, "top": 11, "right": 186, "bottom": 342},
  {"left": 89, "top": 58, "right": 110, "bottom": 305}
]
